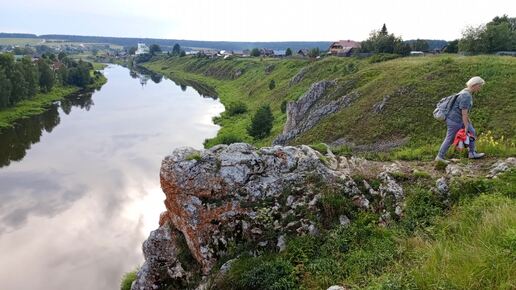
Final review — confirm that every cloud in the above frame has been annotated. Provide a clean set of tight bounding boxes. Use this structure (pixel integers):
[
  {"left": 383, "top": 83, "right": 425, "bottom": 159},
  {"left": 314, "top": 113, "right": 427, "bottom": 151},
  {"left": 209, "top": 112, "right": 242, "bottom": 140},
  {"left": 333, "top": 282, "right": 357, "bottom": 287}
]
[
  {"left": 2, "top": 0, "right": 514, "bottom": 41},
  {"left": 0, "top": 170, "right": 87, "bottom": 233}
]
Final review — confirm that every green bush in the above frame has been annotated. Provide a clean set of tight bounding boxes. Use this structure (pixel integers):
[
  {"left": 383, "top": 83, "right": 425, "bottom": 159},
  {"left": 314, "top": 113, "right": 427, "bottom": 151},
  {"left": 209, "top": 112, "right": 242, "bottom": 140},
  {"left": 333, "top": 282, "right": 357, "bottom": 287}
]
[
  {"left": 225, "top": 256, "right": 298, "bottom": 290},
  {"left": 368, "top": 53, "right": 401, "bottom": 63},
  {"left": 120, "top": 270, "right": 137, "bottom": 290},
  {"left": 269, "top": 79, "right": 276, "bottom": 90},
  {"left": 248, "top": 104, "right": 274, "bottom": 139},
  {"left": 280, "top": 100, "right": 288, "bottom": 113},
  {"left": 227, "top": 101, "right": 248, "bottom": 116}
]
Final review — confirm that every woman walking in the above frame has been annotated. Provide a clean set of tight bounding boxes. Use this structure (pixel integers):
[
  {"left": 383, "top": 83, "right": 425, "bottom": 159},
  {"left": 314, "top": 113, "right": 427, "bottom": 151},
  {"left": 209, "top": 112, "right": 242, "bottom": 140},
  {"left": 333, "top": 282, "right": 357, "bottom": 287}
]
[{"left": 436, "top": 76, "right": 486, "bottom": 162}]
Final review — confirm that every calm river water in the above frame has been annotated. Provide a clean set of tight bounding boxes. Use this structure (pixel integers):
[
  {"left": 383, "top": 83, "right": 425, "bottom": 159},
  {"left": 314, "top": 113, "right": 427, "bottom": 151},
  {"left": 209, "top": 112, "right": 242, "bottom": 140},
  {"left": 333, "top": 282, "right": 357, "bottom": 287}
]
[{"left": 0, "top": 64, "right": 224, "bottom": 290}]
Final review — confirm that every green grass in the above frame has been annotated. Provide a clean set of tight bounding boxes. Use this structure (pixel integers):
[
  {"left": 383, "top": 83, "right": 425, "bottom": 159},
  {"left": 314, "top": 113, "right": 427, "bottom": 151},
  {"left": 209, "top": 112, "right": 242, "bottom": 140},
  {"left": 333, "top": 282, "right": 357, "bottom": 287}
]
[
  {"left": 143, "top": 54, "right": 516, "bottom": 157},
  {"left": 209, "top": 170, "right": 516, "bottom": 290},
  {"left": 120, "top": 270, "right": 137, "bottom": 290},
  {"left": 0, "top": 86, "right": 78, "bottom": 129}
]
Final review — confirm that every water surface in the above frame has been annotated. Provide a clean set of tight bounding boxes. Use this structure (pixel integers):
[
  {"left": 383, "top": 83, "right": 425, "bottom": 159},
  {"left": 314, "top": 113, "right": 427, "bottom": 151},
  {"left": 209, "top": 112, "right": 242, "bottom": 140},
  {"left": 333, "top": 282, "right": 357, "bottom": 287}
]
[{"left": 0, "top": 64, "right": 224, "bottom": 290}]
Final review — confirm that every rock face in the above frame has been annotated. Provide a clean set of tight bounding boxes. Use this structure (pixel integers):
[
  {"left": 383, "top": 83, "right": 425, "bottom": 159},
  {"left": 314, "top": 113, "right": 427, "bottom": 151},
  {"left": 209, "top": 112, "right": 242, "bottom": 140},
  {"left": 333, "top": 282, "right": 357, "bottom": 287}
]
[
  {"left": 132, "top": 143, "right": 411, "bottom": 289},
  {"left": 273, "top": 81, "right": 358, "bottom": 145}
]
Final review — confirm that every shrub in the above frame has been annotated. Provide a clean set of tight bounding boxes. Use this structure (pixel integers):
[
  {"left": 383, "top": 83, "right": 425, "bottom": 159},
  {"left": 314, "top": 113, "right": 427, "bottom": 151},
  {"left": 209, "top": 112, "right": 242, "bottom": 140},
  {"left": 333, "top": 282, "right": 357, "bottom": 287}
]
[
  {"left": 120, "top": 270, "right": 137, "bottom": 290},
  {"left": 248, "top": 105, "right": 274, "bottom": 139},
  {"left": 227, "top": 101, "right": 248, "bottom": 116},
  {"left": 217, "top": 134, "right": 244, "bottom": 145},
  {"left": 280, "top": 100, "right": 288, "bottom": 113},
  {"left": 368, "top": 53, "right": 401, "bottom": 63},
  {"left": 224, "top": 256, "right": 298, "bottom": 290},
  {"left": 269, "top": 79, "right": 276, "bottom": 90}
]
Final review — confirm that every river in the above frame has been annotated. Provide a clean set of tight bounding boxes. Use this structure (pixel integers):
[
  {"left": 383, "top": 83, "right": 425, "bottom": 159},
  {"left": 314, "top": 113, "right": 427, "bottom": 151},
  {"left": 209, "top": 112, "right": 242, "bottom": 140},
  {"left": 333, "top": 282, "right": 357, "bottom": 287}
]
[{"left": 0, "top": 64, "right": 225, "bottom": 290}]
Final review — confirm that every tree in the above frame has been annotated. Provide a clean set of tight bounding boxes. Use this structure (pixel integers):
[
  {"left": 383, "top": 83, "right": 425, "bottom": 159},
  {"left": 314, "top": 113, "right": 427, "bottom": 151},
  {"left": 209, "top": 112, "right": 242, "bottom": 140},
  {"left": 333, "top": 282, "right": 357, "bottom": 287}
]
[
  {"left": 411, "top": 39, "right": 429, "bottom": 51},
  {"left": 307, "top": 47, "right": 320, "bottom": 58},
  {"left": 0, "top": 68, "right": 12, "bottom": 108},
  {"left": 149, "top": 44, "right": 162, "bottom": 55},
  {"left": 128, "top": 46, "right": 137, "bottom": 55},
  {"left": 58, "top": 52, "right": 67, "bottom": 60},
  {"left": 248, "top": 105, "right": 274, "bottom": 139},
  {"left": 285, "top": 48, "right": 292, "bottom": 56},
  {"left": 20, "top": 57, "right": 38, "bottom": 97},
  {"left": 180, "top": 50, "right": 186, "bottom": 57},
  {"left": 250, "top": 48, "right": 261, "bottom": 57},
  {"left": 361, "top": 25, "right": 409, "bottom": 55},
  {"left": 37, "top": 60, "right": 54, "bottom": 92},
  {"left": 10, "top": 63, "right": 28, "bottom": 103},
  {"left": 380, "top": 24, "right": 388, "bottom": 36},
  {"left": 458, "top": 15, "right": 516, "bottom": 53},
  {"left": 172, "top": 44, "right": 181, "bottom": 56},
  {"left": 444, "top": 40, "right": 459, "bottom": 53}
]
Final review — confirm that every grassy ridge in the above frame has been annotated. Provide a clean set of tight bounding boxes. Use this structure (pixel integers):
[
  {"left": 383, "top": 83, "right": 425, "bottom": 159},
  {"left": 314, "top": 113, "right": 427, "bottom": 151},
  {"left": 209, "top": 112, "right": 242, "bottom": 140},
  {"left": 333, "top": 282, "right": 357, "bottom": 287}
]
[
  {"left": 0, "top": 73, "right": 107, "bottom": 130},
  {"left": 211, "top": 170, "right": 516, "bottom": 290},
  {"left": 143, "top": 54, "right": 516, "bottom": 158}
]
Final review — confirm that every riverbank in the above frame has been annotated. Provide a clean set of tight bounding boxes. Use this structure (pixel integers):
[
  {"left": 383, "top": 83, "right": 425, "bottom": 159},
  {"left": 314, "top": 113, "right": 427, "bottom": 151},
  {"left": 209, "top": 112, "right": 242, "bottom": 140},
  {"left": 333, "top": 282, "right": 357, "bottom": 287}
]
[
  {"left": 142, "top": 54, "right": 516, "bottom": 159},
  {"left": 0, "top": 72, "right": 107, "bottom": 130}
]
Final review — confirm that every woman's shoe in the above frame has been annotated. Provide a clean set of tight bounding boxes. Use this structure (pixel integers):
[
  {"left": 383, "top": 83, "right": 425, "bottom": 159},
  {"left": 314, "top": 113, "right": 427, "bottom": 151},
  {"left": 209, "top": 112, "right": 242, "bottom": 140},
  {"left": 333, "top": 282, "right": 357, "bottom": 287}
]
[
  {"left": 468, "top": 152, "right": 485, "bottom": 159},
  {"left": 435, "top": 156, "right": 450, "bottom": 163}
]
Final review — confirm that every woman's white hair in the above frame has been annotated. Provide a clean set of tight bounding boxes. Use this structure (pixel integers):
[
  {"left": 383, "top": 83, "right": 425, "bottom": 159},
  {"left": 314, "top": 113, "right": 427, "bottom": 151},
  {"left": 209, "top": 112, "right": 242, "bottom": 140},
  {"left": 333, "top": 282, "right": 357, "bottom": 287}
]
[{"left": 466, "top": 76, "right": 485, "bottom": 88}]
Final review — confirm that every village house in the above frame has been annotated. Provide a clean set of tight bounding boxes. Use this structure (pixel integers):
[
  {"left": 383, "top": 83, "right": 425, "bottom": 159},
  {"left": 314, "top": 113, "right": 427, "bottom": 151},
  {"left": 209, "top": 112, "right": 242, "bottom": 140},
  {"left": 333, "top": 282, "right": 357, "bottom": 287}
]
[
  {"left": 259, "top": 48, "right": 275, "bottom": 56},
  {"left": 329, "top": 40, "right": 361, "bottom": 56},
  {"left": 297, "top": 49, "right": 309, "bottom": 57},
  {"left": 135, "top": 42, "right": 149, "bottom": 55}
]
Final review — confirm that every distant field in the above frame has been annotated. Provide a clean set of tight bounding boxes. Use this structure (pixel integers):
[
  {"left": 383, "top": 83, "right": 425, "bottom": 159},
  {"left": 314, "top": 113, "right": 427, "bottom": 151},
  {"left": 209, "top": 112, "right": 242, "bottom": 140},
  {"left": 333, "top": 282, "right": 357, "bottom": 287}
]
[
  {"left": 0, "top": 37, "right": 123, "bottom": 50},
  {"left": 0, "top": 38, "right": 42, "bottom": 46}
]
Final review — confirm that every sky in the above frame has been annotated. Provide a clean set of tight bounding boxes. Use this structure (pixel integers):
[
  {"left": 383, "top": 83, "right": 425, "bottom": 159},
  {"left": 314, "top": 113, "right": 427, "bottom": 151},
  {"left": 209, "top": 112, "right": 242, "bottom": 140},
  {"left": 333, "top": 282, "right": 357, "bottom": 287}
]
[{"left": 1, "top": 0, "right": 515, "bottom": 42}]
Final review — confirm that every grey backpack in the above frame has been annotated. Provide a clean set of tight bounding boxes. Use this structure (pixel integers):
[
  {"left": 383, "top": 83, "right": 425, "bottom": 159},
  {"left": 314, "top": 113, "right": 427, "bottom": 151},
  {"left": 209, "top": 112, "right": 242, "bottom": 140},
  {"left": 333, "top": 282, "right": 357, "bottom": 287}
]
[{"left": 433, "top": 93, "right": 459, "bottom": 121}]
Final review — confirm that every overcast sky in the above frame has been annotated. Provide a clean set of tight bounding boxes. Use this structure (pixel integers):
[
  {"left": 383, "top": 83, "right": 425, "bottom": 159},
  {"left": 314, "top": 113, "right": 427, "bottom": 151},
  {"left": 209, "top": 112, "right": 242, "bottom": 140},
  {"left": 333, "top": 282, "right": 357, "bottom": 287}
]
[{"left": 1, "top": 0, "right": 515, "bottom": 41}]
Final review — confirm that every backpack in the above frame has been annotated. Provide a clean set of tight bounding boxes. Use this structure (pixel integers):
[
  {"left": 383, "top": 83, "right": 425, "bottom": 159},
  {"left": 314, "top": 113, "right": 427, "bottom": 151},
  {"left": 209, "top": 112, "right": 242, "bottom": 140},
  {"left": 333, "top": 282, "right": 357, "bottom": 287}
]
[{"left": 433, "top": 93, "right": 460, "bottom": 121}]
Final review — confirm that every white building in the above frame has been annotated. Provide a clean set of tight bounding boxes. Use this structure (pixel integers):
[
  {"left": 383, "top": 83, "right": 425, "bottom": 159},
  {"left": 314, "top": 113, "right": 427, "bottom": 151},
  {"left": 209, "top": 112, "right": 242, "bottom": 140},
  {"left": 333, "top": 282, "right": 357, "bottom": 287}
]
[{"left": 135, "top": 43, "right": 149, "bottom": 55}]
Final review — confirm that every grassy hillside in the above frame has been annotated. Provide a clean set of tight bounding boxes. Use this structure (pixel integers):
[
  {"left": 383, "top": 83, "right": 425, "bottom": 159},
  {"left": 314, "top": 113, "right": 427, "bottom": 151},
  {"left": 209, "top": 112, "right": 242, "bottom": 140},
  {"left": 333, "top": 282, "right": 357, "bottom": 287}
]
[{"left": 143, "top": 54, "right": 515, "bottom": 159}]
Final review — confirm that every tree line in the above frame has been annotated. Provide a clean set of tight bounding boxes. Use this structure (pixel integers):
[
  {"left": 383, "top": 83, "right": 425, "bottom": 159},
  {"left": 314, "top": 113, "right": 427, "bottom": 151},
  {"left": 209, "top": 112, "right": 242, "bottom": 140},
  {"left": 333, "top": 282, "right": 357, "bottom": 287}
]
[{"left": 0, "top": 52, "right": 97, "bottom": 108}]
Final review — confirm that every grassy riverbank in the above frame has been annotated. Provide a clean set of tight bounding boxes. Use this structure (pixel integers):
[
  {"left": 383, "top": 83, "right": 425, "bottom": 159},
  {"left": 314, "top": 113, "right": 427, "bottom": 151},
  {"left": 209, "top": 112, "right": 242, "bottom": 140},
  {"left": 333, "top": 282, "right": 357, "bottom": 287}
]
[
  {"left": 143, "top": 54, "right": 516, "bottom": 159},
  {"left": 0, "top": 73, "right": 107, "bottom": 130}
]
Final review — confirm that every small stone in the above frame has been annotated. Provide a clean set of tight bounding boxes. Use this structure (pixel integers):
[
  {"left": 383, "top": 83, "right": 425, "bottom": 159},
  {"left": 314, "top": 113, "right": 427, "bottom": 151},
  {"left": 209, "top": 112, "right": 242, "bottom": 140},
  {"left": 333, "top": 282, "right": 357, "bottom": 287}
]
[
  {"left": 308, "top": 224, "right": 320, "bottom": 236},
  {"left": 286, "top": 195, "right": 295, "bottom": 207},
  {"left": 339, "top": 215, "right": 350, "bottom": 226},
  {"left": 435, "top": 177, "right": 449, "bottom": 195},
  {"left": 277, "top": 235, "right": 286, "bottom": 252},
  {"left": 327, "top": 286, "right": 348, "bottom": 290},
  {"left": 250, "top": 228, "right": 263, "bottom": 235}
]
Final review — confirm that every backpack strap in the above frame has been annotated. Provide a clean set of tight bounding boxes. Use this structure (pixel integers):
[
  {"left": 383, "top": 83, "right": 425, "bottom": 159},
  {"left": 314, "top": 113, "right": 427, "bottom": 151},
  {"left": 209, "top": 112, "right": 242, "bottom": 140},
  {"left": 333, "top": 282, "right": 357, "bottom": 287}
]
[{"left": 446, "top": 93, "right": 460, "bottom": 111}]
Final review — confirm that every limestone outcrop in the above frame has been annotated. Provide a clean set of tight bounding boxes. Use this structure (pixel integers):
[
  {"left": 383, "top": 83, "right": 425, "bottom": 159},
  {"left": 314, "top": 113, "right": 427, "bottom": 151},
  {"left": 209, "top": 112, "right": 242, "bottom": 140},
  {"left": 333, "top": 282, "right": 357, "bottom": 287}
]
[
  {"left": 273, "top": 81, "right": 358, "bottom": 145},
  {"left": 131, "top": 143, "right": 412, "bottom": 289}
]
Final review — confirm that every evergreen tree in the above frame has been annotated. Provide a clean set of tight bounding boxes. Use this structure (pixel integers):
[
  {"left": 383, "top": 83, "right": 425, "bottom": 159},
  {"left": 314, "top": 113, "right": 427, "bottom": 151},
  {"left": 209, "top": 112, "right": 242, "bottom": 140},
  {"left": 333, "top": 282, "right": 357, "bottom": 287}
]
[
  {"left": 172, "top": 44, "right": 181, "bottom": 56},
  {"left": 285, "top": 48, "right": 292, "bottom": 56},
  {"left": 248, "top": 105, "right": 274, "bottom": 139},
  {"left": 380, "top": 24, "right": 388, "bottom": 35}
]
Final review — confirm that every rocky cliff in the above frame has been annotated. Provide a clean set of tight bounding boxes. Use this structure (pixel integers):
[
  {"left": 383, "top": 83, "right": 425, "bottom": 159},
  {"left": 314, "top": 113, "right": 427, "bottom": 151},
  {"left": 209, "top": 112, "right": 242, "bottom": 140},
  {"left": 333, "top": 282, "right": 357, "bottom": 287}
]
[
  {"left": 273, "top": 80, "right": 358, "bottom": 146},
  {"left": 131, "top": 143, "right": 515, "bottom": 290}
]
